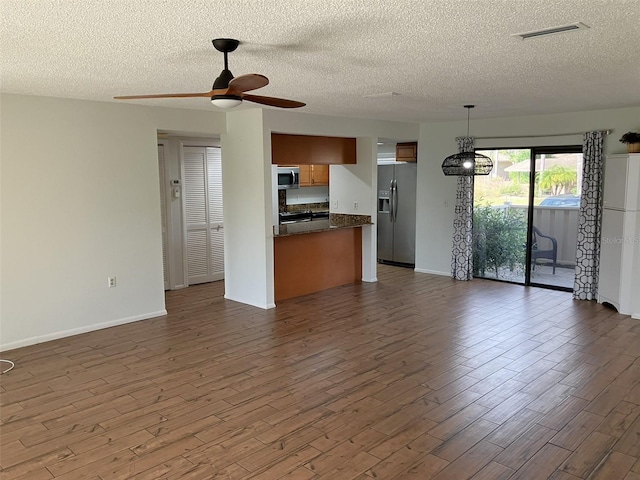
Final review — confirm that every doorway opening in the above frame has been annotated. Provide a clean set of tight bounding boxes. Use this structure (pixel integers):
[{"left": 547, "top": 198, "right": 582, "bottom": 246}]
[
  {"left": 376, "top": 140, "right": 417, "bottom": 268},
  {"left": 157, "top": 136, "right": 224, "bottom": 290},
  {"left": 473, "top": 146, "right": 582, "bottom": 290}
]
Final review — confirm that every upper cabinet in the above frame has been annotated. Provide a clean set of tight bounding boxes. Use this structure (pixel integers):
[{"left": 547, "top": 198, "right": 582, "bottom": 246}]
[
  {"left": 311, "top": 165, "right": 329, "bottom": 185},
  {"left": 272, "top": 133, "right": 356, "bottom": 165},
  {"left": 299, "top": 165, "right": 329, "bottom": 187},
  {"left": 603, "top": 154, "right": 640, "bottom": 211},
  {"left": 396, "top": 142, "right": 417, "bottom": 162}
]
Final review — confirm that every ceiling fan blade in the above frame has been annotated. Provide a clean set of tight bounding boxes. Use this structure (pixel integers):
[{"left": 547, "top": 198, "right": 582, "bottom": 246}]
[
  {"left": 227, "top": 74, "right": 269, "bottom": 94},
  {"left": 242, "top": 94, "right": 305, "bottom": 108},
  {"left": 114, "top": 91, "right": 214, "bottom": 100}
]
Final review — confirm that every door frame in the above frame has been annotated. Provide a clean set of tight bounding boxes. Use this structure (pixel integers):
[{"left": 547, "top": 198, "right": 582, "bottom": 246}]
[{"left": 157, "top": 139, "right": 172, "bottom": 290}]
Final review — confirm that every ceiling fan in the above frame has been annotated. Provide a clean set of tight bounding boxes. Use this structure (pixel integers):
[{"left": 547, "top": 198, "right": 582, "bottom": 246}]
[{"left": 114, "top": 38, "right": 305, "bottom": 109}]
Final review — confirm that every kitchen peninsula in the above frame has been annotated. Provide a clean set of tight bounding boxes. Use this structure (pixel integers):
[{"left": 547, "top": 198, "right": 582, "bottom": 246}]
[
  {"left": 271, "top": 132, "right": 364, "bottom": 302},
  {"left": 273, "top": 213, "right": 372, "bottom": 301}
]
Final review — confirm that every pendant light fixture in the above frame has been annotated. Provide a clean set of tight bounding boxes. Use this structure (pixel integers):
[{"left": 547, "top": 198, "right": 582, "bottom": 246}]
[{"left": 441, "top": 105, "right": 493, "bottom": 176}]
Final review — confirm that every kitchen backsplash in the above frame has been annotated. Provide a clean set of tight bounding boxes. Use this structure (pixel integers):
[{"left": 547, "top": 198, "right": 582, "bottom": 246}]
[
  {"left": 287, "top": 202, "right": 330, "bottom": 213},
  {"left": 286, "top": 186, "right": 329, "bottom": 206},
  {"left": 278, "top": 189, "right": 328, "bottom": 213}
]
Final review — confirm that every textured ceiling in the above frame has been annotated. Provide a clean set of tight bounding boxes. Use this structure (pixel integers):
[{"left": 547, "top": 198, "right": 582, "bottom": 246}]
[{"left": 1, "top": 0, "right": 639, "bottom": 122}]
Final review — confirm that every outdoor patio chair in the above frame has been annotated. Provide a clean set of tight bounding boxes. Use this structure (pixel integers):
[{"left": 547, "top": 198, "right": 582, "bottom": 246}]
[{"left": 531, "top": 226, "right": 557, "bottom": 274}]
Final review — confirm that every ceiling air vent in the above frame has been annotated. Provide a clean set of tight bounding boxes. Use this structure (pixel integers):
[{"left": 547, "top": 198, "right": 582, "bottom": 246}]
[{"left": 513, "top": 22, "right": 589, "bottom": 40}]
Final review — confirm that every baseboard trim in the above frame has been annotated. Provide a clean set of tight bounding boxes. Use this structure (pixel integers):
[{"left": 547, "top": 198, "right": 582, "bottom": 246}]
[
  {"left": 223, "top": 294, "right": 275, "bottom": 310},
  {"left": 0, "top": 310, "right": 167, "bottom": 352},
  {"left": 414, "top": 268, "right": 450, "bottom": 277}
]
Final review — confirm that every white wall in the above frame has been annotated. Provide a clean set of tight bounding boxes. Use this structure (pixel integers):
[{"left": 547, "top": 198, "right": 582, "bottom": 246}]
[
  {"left": 635, "top": 215, "right": 640, "bottom": 319},
  {"left": 416, "top": 106, "right": 640, "bottom": 276},
  {"left": 221, "top": 109, "right": 275, "bottom": 309},
  {"left": 265, "top": 110, "right": 419, "bottom": 141},
  {"left": 0, "top": 94, "right": 225, "bottom": 350}
]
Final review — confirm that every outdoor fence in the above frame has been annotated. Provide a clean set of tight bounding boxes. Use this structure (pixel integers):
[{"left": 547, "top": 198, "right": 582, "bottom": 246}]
[{"left": 498, "top": 205, "right": 579, "bottom": 266}]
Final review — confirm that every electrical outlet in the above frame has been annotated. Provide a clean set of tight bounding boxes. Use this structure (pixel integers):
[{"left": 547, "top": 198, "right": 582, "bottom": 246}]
[
  {"left": 108, "top": 276, "right": 117, "bottom": 288},
  {"left": 353, "top": 201, "right": 358, "bottom": 210},
  {"left": 332, "top": 200, "right": 338, "bottom": 209}
]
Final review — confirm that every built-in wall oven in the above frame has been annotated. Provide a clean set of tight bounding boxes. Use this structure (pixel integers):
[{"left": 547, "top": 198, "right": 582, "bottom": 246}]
[{"left": 277, "top": 167, "right": 300, "bottom": 190}]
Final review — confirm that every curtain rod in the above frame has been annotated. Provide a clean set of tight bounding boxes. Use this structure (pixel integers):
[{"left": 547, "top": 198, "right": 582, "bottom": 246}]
[{"left": 475, "top": 129, "right": 612, "bottom": 140}]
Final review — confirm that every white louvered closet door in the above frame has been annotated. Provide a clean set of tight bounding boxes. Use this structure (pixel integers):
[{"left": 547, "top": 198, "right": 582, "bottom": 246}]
[
  {"left": 158, "top": 144, "right": 170, "bottom": 290},
  {"left": 183, "top": 146, "right": 224, "bottom": 285}
]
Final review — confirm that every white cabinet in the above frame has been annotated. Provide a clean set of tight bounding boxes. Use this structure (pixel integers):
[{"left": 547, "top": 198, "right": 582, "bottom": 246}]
[
  {"left": 598, "top": 154, "right": 640, "bottom": 316},
  {"left": 603, "top": 153, "right": 640, "bottom": 211}
]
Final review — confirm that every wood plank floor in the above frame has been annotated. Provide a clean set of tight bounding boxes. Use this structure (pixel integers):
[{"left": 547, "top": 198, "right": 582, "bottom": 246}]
[{"left": 2, "top": 265, "right": 640, "bottom": 479}]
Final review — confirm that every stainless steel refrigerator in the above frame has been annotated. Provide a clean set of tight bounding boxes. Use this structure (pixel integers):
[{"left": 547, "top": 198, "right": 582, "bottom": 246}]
[{"left": 377, "top": 163, "right": 417, "bottom": 266}]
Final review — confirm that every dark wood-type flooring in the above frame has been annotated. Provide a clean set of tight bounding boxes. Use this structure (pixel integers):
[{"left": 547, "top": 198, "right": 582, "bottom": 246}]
[{"left": 2, "top": 265, "right": 640, "bottom": 479}]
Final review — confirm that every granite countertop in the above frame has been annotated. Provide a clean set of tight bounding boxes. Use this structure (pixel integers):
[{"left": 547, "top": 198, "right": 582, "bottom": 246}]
[{"left": 274, "top": 213, "right": 373, "bottom": 237}]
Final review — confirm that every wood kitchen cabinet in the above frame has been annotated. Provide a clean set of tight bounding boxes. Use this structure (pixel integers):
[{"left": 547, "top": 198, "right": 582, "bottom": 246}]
[
  {"left": 271, "top": 133, "right": 356, "bottom": 165},
  {"left": 313, "top": 165, "right": 329, "bottom": 185},
  {"left": 396, "top": 142, "right": 417, "bottom": 162},
  {"left": 274, "top": 227, "right": 362, "bottom": 301},
  {"left": 299, "top": 165, "right": 329, "bottom": 187}
]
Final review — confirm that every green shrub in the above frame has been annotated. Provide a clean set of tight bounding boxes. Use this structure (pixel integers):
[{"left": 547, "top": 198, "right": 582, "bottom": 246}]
[{"left": 473, "top": 205, "right": 527, "bottom": 277}]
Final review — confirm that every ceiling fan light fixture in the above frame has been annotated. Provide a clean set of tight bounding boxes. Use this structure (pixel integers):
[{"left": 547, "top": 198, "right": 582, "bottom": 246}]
[
  {"left": 441, "top": 105, "right": 493, "bottom": 176},
  {"left": 211, "top": 95, "right": 243, "bottom": 109}
]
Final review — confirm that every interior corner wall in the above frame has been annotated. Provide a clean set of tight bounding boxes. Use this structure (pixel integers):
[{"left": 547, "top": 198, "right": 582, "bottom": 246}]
[
  {"left": 221, "top": 108, "right": 274, "bottom": 309},
  {"left": 634, "top": 217, "right": 640, "bottom": 319},
  {"left": 329, "top": 137, "right": 378, "bottom": 281},
  {"left": 415, "top": 106, "right": 640, "bottom": 277},
  {"left": 158, "top": 138, "right": 186, "bottom": 289},
  {"left": 0, "top": 94, "right": 225, "bottom": 351},
  {"left": 358, "top": 137, "right": 378, "bottom": 282}
]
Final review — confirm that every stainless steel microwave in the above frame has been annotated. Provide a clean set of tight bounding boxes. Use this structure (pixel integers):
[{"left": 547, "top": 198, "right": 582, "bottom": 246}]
[{"left": 277, "top": 167, "right": 300, "bottom": 190}]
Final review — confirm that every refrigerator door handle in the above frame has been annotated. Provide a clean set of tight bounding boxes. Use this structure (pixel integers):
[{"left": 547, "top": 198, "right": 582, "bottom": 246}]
[
  {"left": 389, "top": 180, "right": 395, "bottom": 222},
  {"left": 392, "top": 179, "right": 399, "bottom": 222}
]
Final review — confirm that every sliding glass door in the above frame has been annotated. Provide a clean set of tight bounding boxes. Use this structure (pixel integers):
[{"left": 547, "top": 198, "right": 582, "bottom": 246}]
[
  {"left": 473, "top": 146, "right": 581, "bottom": 290},
  {"left": 473, "top": 149, "right": 530, "bottom": 284},
  {"left": 530, "top": 147, "right": 582, "bottom": 289}
]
